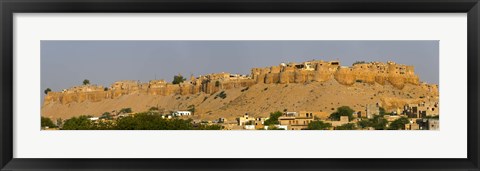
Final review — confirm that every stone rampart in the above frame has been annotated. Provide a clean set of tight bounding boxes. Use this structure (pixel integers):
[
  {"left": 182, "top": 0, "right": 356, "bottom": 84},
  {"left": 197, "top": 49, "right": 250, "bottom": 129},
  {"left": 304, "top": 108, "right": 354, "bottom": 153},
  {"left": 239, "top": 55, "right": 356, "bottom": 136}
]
[{"left": 44, "top": 60, "right": 427, "bottom": 105}]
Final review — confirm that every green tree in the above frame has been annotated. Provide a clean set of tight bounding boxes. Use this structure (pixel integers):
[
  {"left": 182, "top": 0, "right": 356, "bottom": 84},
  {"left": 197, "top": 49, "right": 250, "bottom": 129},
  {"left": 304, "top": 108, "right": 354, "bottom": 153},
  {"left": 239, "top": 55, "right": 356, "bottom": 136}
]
[
  {"left": 306, "top": 120, "right": 332, "bottom": 130},
  {"left": 60, "top": 112, "right": 214, "bottom": 130},
  {"left": 357, "top": 119, "right": 372, "bottom": 129},
  {"left": 99, "top": 112, "right": 112, "bottom": 120},
  {"left": 263, "top": 111, "right": 283, "bottom": 125},
  {"left": 115, "top": 113, "right": 194, "bottom": 130},
  {"left": 371, "top": 115, "right": 388, "bottom": 130},
  {"left": 329, "top": 106, "right": 355, "bottom": 121},
  {"left": 353, "top": 61, "right": 366, "bottom": 65},
  {"left": 62, "top": 115, "right": 94, "bottom": 130},
  {"left": 83, "top": 79, "right": 90, "bottom": 85},
  {"left": 41, "top": 117, "right": 56, "bottom": 128},
  {"left": 44, "top": 88, "right": 52, "bottom": 95},
  {"left": 197, "top": 124, "right": 223, "bottom": 130},
  {"left": 172, "top": 74, "right": 186, "bottom": 84},
  {"left": 388, "top": 117, "right": 410, "bottom": 130},
  {"left": 93, "top": 121, "right": 115, "bottom": 130},
  {"left": 119, "top": 108, "right": 132, "bottom": 114},
  {"left": 335, "top": 123, "right": 356, "bottom": 130},
  {"left": 379, "top": 107, "right": 386, "bottom": 116},
  {"left": 215, "top": 80, "right": 220, "bottom": 87}
]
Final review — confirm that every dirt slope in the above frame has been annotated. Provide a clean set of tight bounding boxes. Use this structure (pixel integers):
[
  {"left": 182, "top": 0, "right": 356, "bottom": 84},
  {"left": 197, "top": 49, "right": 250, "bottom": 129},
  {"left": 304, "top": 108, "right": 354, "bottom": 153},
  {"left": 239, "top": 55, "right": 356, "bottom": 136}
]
[{"left": 42, "top": 79, "right": 438, "bottom": 121}]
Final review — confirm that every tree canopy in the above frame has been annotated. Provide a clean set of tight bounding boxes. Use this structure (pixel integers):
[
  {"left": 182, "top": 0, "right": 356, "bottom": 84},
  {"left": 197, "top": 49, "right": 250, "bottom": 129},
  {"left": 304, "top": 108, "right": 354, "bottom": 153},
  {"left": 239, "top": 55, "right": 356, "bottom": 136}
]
[
  {"left": 44, "top": 88, "right": 52, "bottom": 95},
  {"left": 379, "top": 107, "right": 386, "bottom": 116},
  {"left": 115, "top": 113, "right": 221, "bottom": 130},
  {"left": 119, "top": 108, "right": 132, "bottom": 114},
  {"left": 329, "top": 106, "right": 355, "bottom": 121},
  {"left": 263, "top": 111, "right": 283, "bottom": 125},
  {"left": 356, "top": 115, "right": 388, "bottom": 130},
  {"left": 352, "top": 61, "right": 366, "bottom": 65},
  {"left": 335, "top": 123, "right": 356, "bottom": 130},
  {"left": 371, "top": 115, "right": 388, "bottom": 130},
  {"left": 41, "top": 117, "right": 56, "bottom": 128},
  {"left": 83, "top": 79, "right": 90, "bottom": 85},
  {"left": 172, "top": 74, "right": 186, "bottom": 84},
  {"left": 388, "top": 117, "right": 410, "bottom": 130},
  {"left": 306, "top": 120, "right": 332, "bottom": 130},
  {"left": 61, "top": 113, "right": 221, "bottom": 130},
  {"left": 99, "top": 112, "right": 112, "bottom": 120},
  {"left": 62, "top": 115, "right": 94, "bottom": 130},
  {"left": 357, "top": 119, "right": 372, "bottom": 129}
]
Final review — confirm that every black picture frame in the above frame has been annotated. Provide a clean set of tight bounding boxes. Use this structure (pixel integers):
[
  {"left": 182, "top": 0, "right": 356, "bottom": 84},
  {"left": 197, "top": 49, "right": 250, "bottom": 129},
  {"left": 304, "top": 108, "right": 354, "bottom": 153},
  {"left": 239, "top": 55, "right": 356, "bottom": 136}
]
[{"left": 1, "top": 0, "right": 479, "bottom": 170}]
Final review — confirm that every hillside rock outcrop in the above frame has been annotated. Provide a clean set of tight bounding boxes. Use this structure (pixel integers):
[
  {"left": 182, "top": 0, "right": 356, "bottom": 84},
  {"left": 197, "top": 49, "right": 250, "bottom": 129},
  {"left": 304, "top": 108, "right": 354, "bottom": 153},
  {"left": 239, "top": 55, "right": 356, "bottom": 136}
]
[{"left": 43, "top": 60, "right": 431, "bottom": 106}]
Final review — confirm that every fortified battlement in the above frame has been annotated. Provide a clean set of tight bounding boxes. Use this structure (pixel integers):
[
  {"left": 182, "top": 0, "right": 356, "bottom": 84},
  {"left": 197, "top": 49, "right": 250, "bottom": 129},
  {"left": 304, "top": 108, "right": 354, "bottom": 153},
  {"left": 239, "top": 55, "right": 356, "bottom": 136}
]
[
  {"left": 43, "top": 60, "right": 427, "bottom": 106},
  {"left": 250, "top": 60, "right": 419, "bottom": 87}
]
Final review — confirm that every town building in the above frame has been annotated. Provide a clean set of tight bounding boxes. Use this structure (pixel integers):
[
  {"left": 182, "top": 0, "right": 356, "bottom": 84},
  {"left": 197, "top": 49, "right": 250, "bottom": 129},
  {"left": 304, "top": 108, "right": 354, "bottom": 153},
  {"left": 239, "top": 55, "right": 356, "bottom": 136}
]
[
  {"left": 88, "top": 117, "right": 99, "bottom": 121},
  {"left": 402, "top": 101, "right": 439, "bottom": 118},
  {"left": 365, "top": 104, "right": 380, "bottom": 119},
  {"left": 172, "top": 111, "right": 191, "bottom": 117},
  {"left": 237, "top": 113, "right": 255, "bottom": 126},
  {"left": 416, "top": 118, "right": 440, "bottom": 130},
  {"left": 326, "top": 116, "right": 350, "bottom": 127},
  {"left": 278, "top": 111, "right": 315, "bottom": 130},
  {"left": 254, "top": 117, "right": 267, "bottom": 129}
]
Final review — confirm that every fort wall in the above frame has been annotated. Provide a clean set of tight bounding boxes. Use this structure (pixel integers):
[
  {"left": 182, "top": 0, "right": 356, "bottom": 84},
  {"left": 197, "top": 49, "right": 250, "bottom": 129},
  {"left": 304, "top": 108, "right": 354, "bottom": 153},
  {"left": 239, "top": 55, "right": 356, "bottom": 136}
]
[{"left": 43, "top": 60, "right": 431, "bottom": 106}]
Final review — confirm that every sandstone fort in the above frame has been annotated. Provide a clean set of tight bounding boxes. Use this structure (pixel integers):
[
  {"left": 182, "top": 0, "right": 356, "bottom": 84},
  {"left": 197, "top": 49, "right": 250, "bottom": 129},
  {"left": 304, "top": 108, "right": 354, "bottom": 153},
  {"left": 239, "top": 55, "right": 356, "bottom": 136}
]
[{"left": 42, "top": 60, "right": 439, "bottom": 124}]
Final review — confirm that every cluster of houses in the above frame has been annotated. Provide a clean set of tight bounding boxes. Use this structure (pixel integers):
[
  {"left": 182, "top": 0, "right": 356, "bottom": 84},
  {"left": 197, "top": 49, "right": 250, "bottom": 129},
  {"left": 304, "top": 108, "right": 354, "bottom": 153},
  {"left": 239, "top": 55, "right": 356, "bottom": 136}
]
[
  {"left": 231, "top": 112, "right": 351, "bottom": 130},
  {"left": 227, "top": 101, "right": 440, "bottom": 130},
  {"left": 369, "top": 101, "right": 439, "bottom": 130},
  {"left": 87, "top": 110, "right": 192, "bottom": 121},
  {"left": 81, "top": 101, "right": 439, "bottom": 131}
]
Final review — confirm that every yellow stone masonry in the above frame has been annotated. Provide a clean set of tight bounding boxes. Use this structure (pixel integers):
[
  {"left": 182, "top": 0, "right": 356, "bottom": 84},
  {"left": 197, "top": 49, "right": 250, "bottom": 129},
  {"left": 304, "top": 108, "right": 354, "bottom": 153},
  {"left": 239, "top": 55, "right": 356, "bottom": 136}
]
[{"left": 43, "top": 60, "right": 433, "bottom": 106}]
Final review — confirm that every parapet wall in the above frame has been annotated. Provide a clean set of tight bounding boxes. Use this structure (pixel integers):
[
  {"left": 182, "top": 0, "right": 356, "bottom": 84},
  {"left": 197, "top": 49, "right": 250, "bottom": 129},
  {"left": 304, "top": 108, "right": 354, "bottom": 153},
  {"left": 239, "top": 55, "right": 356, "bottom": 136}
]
[
  {"left": 43, "top": 60, "right": 425, "bottom": 106},
  {"left": 251, "top": 60, "right": 419, "bottom": 89}
]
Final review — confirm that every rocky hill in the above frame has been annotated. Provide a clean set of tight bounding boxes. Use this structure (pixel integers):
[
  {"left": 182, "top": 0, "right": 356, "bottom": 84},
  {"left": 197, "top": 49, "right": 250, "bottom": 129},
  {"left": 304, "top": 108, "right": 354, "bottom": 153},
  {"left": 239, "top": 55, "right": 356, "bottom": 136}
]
[{"left": 41, "top": 60, "right": 439, "bottom": 121}]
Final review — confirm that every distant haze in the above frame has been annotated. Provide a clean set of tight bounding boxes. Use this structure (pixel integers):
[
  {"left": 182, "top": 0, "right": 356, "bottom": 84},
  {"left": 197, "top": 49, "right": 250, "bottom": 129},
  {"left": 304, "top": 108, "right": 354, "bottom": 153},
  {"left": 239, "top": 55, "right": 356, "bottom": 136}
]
[{"left": 41, "top": 40, "right": 439, "bottom": 95}]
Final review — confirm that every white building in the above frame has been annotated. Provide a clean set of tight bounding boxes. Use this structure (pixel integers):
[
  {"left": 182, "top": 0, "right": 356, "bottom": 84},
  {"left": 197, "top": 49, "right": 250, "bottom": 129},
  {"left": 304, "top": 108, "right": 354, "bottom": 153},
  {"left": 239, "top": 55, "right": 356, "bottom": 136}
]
[
  {"left": 244, "top": 125, "right": 256, "bottom": 130},
  {"left": 237, "top": 113, "right": 255, "bottom": 126},
  {"left": 264, "top": 125, "right": 288, "bottom": 130},
  {"left": 172, "top": 111, "right": 192, "bottom": 116},
  {"left": 284, "top": 112, "right": 298, "bottom": 117},
  {"left": 88, "top": 117, "right": 99, "bottom": 121}
]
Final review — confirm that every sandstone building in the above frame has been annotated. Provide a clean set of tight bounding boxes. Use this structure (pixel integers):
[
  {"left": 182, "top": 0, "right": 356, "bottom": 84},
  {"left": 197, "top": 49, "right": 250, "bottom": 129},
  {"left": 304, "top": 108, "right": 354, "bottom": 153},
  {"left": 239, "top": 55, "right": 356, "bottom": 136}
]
[{"left": 43, "top": 60, "right": 429, "bottom": 106}]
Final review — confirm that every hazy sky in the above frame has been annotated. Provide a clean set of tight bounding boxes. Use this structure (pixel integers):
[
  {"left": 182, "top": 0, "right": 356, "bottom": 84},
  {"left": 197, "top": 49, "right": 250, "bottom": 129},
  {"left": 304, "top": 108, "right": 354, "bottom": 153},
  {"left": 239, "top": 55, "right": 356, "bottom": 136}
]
[{"left": 41, "top": 40, "right": 439, "bottom": 94}]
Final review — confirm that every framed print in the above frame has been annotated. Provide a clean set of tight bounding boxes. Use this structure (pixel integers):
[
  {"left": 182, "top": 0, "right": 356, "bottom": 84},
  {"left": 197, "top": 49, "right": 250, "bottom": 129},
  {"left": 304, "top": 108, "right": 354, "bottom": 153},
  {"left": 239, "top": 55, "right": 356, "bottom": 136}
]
[{"left": 1, "top": 0, "right": 479, "bottom": 170}]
